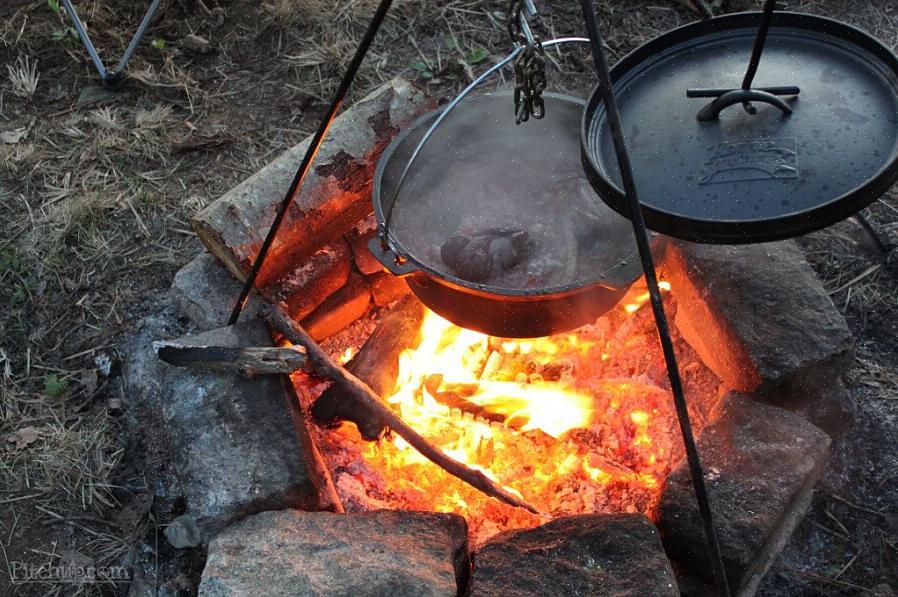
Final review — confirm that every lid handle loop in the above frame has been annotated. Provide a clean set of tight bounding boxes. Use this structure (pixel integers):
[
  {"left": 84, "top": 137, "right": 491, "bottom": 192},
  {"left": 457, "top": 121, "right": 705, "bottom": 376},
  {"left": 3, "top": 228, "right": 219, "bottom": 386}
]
[{"left": 687, "top": 0, "right": 802, "bottom": 120}]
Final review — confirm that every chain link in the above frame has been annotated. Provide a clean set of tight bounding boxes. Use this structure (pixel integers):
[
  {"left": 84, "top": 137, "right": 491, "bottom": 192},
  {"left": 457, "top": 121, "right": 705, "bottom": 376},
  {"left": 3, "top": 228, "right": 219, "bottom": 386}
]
[{"left": 507, "top": 0, "right": 547, "bottom": 124}]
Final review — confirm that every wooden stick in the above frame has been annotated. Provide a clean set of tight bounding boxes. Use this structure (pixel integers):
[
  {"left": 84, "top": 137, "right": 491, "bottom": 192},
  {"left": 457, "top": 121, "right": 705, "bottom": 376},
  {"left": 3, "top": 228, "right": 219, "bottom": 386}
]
[
  {"left": 312, "top": 294, "right": 424, "bottom": 440},
  {"left": 154, "top": 342, "right": 308, "bottom": 376},
  {"left": 282, "top": 379, "right": 345, "bottom": 513},
  {"left": 266, "top": 303, "right": 539, "bottom": 514}
]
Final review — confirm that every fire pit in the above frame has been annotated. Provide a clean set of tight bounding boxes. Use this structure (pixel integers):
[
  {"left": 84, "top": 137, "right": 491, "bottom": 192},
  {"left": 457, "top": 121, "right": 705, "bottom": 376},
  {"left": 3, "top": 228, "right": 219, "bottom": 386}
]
[{"left": 145, "top": 0, "right": 887, "bottom": 593}]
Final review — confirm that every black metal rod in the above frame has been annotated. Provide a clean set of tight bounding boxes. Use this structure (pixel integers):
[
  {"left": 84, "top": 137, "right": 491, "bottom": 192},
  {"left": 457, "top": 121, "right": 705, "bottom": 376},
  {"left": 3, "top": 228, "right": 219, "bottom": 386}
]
[
  {"left": 112, "top": 0, "right": 163, "bottom": 76},
  {"left": 741, "top": 0, "right": 776, "bottom": 91},
  {"left": 687, "top": 85, "right": 799, "bottom": 98},
  {"left": 855, "top": 213, "right": 892, "bottom": 253},
  {"left": 577, "top": 1, "right": 732, "bottom": 595},
  {"left": 62, "top": 0, "right": 108, "bottom": 80},
  {"left": 228, "top": 0, "right": 394, "bottom": 324}
]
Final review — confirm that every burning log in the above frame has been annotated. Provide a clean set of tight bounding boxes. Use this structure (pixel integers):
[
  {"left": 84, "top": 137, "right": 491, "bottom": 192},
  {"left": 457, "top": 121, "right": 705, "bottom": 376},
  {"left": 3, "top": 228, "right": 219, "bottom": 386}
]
[
  {"left": 154, "top": 342, "right": 309, "bottom": 376},
  {"left": 300, "top": 271, "right": 372, "bottom": 342},
  {"left": 313, "top": 294, "right": 425, "bottom": 440},
  {"left": 190, "top": 78, "right": 433, "bottom": 287},
  {"left": 266, "top": 302, "right": 539, "bottom": 514},
  {"left": 264, "top": 239, "right": 352, "bottom": 321}
]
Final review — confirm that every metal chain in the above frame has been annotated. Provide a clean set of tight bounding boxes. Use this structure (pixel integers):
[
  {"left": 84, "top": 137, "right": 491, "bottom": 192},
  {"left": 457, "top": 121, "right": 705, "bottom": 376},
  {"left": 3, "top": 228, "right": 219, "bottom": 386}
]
[{"left": 508, "top": 0, "right": 547, "bottom": 124}]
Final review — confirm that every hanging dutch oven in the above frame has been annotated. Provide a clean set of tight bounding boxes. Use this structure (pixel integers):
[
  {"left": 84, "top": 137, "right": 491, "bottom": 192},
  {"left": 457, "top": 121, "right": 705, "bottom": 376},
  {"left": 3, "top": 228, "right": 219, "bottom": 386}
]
[
  {"left": 582, "top": 11, "right": 898, "bottom": 243},
  {"left": 370, "top": 91, "right": 661, "bottom": 338}
]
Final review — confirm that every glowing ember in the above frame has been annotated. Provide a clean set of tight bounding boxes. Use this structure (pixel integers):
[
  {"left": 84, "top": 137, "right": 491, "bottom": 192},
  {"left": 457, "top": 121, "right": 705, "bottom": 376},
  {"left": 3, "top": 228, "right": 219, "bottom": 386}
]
[{"left": 309, "top": 281, "right": 718, "bottom": 544}]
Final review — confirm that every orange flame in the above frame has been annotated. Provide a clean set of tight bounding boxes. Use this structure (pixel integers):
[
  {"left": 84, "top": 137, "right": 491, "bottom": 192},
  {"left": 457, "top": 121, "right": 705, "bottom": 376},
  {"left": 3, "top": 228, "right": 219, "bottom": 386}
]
[{"left": 327, "top": 281, "right": 696, "bottom": 544}]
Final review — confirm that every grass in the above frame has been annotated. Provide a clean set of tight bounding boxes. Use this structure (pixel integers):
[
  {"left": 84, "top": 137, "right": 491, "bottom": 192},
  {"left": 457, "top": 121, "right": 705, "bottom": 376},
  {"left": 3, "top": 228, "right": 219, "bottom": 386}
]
[{"left": 6, "top": 54, "right": 39, "bottom": 99}]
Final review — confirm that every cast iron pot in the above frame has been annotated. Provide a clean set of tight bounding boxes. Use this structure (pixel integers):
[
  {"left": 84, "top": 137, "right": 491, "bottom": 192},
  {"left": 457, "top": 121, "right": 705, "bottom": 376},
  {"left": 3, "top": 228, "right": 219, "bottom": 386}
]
[{"left": 369, "top": 93, "right": 659, "bottom": 338}]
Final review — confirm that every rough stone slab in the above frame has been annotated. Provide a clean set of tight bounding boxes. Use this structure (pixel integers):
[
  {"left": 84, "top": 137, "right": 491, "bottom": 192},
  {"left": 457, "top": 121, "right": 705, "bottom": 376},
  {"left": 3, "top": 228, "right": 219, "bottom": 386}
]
[
  {"left": 783, "top": 378, "right": 856, "bottom": 439},
  {"left": 199, "top": 509, "right": 469, "bottom": 597},
  {"left": 265, "top": 239, "right": 351, "bottom": 320},
  {"left": 369, "top": 271, "right": 410, "bottom": 307},
  {"left": 663, "top": 240, "right": 854, "bottom": 402},
  {"left": 131, "top": 321, "right": 317, "bottom": 539},
  {"left": 191, "top": 78, "right": 433, "bottom": 287},
  {"left": 658, "top": 393, "right": 831, "bottom": 596},
  {"left": 472, "top": 514, "right": 679, "bottom": 596},
  {"left": 301, "top": 272, "right": 371, "bottom": 341},
  {"left": 171, "top": 252, "right": 263, "bottom": 330}
]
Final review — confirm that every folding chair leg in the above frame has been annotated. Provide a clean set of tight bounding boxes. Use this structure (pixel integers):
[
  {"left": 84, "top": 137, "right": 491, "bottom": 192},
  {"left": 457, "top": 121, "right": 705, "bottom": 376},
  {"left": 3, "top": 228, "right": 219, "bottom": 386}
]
[
  {"left": 61, "top": 0, "right": 108, "bottom": 81},
  {"left": 61, "top": 0, "right": 163, "bottom": 89}
]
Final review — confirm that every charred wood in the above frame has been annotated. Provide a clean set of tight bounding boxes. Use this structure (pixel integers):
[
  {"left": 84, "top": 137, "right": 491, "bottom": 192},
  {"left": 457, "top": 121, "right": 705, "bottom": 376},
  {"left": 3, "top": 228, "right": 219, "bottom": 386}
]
[
  {"left": 263, "top": 239, "right": 352, "bottom": 321},
  {"left": 283, "top": 381, "right": 344, "bottom": 513},
  {"left": 300, "top": 271, "right": 372, "bottom": 341},
  {"left": 154, "top": 343, "right": 309, "bottom": 377},
  {"left": 312, "top": 295, "right": 425, "bottom": 440}
]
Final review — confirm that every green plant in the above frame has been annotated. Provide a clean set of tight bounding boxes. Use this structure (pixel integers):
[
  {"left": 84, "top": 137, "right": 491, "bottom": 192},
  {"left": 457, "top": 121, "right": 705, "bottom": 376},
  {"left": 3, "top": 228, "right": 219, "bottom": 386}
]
[
  {"left": 44, "top": 374, "right": 69, "bottom": 398},
  {"left": 466, "top": 47, "right": 490, "bottom": 65},
  {"left": 151, "top": 38, "right": 166, "bottom": 51},
  {"left": 410, "top": 58, "right": 433, "bottom": 80},
  {"left": 51, "top": 26, "right": 79, "bottom": 46}
]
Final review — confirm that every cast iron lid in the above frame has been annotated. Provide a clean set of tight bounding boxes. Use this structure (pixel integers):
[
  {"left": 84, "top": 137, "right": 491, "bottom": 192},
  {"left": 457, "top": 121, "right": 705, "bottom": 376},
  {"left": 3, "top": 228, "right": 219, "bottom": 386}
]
[{"left": 582, "top": 11, "right": 898, "bottom": 243}]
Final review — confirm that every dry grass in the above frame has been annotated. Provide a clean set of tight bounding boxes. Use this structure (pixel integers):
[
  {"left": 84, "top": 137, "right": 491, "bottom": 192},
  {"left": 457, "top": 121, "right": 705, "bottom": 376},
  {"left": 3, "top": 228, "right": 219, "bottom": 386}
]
[{"left": 6, "top": 54, "right": 39, "bottom": 99}]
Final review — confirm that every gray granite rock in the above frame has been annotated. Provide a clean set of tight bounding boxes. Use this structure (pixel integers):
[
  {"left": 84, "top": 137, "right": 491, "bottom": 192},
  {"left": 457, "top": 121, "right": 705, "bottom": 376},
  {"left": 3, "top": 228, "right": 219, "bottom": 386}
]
[
  {"left": 658, "top": 393, "right": 831, "bottom": 596},
  {"left": 663, "top": 241, "right": 854, "bottom": 403},
  {"left": 199, "top": 509, "right": 469, "bottom": 597},
  {"left": 126, "top": 320, "right": 317, "bottom": 540},
  {"left": 472, "top": 514, "right": 679, "bottom": 596},
  {"left": 170, "top": 252, "right": 262, "bottom": 330}
]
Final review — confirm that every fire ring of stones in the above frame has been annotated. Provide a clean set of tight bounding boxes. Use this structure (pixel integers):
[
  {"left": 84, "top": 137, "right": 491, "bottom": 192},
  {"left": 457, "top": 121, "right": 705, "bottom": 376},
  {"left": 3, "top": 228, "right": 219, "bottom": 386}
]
[{"left": 127, "top": 78, "right": 854, "bottom": 596}]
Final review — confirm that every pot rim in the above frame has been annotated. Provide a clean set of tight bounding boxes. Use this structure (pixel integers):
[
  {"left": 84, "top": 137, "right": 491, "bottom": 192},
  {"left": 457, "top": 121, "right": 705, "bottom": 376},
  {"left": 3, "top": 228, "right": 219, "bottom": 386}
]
[{"left": 372, "top": 91, "right": 654, "bottom": 299}]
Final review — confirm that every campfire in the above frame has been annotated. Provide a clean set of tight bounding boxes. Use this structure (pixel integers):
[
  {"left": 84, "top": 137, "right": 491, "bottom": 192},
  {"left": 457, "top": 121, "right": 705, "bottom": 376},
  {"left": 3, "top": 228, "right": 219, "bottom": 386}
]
[{"left": 303, "top": 280, "right": 719, "bottom": 544}]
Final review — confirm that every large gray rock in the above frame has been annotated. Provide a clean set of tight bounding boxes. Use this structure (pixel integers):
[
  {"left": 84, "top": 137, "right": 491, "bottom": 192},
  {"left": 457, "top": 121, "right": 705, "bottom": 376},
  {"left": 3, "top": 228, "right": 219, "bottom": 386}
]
[
  {"left": 662, "top": 240, "right": 854, "bottom": 428},
  {"left": 170, "top": 252, "right": 262, "bottom": 330},
  {"left": 658, "top": 393, "right": 831, "bottom": 596},
  {"left": 127, "top": 320, "right": 317, "bottom": 539},
  {"left": 199, "top": 509, "right": 469, "bottom": 597},
  {"left": 472, "top": 514, "right": 679, "bottom": 596}
]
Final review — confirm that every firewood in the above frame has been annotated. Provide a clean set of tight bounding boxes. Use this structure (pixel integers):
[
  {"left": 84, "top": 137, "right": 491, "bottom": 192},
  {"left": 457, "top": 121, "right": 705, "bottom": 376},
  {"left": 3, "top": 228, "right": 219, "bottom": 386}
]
[
  {"left": 154, "top": 343, "right": 309, "bottom": 376},
  {"left": 190, "top": 78, "right": 434, "bottom": 288},
  {"left": 266, "top": 302, "right": 539, "bottom": 514},
  {"left": 283, "top": 382, "right": 345, "bottom": 513},
  {"left": 344, "top": 215, "right": 383, "bottom": 275},
  {"left": 300, "top": 271, "right": 371, "bottom": 341},
  {"left": 312, "top": 294, "right": 424, "bottom": 440},
  {"left": 264, "top": 239, "right": 352, "bottom": 321},
  {"left": 368, "top": 272, "right": 410, "bottom": 307}
]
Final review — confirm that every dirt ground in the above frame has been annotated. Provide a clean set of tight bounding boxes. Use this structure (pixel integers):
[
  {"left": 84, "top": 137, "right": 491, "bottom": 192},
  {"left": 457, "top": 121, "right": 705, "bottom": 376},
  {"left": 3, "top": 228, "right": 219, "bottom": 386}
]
[{"left": 1, "top": 0, "right": 896, "bottom": 595}]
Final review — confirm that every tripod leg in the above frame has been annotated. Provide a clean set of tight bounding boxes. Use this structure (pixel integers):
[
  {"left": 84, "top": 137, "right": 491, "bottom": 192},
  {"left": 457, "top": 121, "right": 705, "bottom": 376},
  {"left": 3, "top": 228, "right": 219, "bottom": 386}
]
[
  {"left": 855, "top": 213, "right": 892, "bottom": 254},
  {"left": 579, "top": 0, "right": 732, "bottom": 595},
  {"left": 228, "top": 0, "right": 395, "bottom": 324}
]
